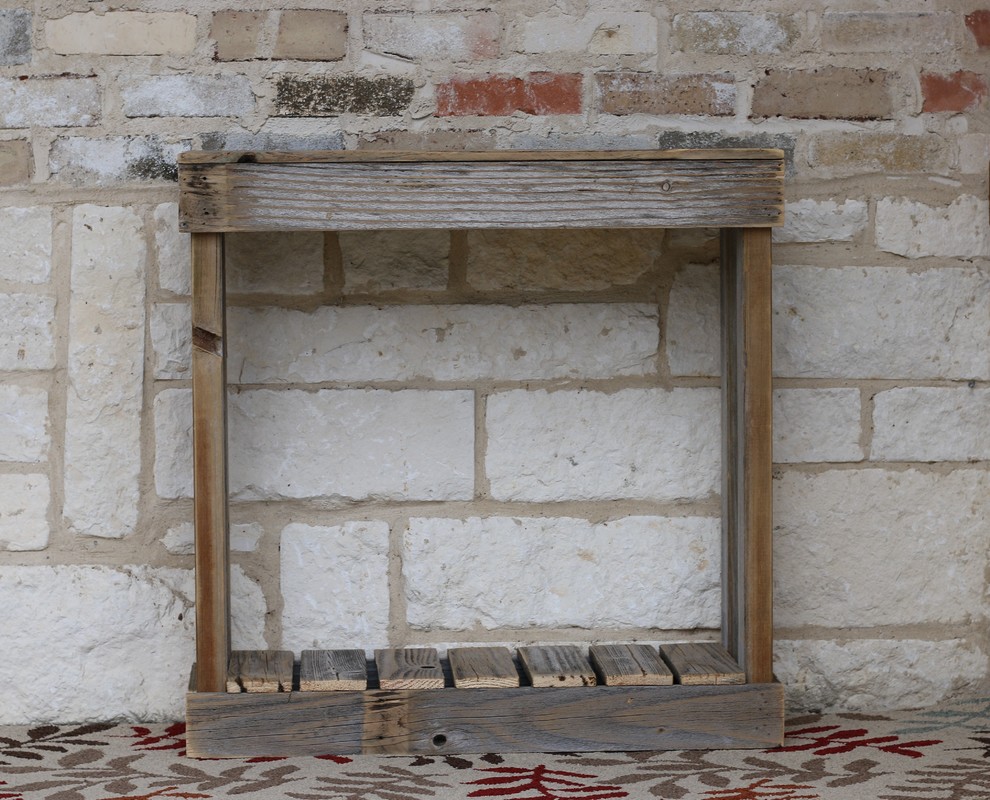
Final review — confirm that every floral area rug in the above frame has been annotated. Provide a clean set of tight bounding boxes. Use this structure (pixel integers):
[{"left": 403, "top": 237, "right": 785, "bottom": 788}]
[{"left": 1, "top": 697, "right": 989, "bottom": 800}]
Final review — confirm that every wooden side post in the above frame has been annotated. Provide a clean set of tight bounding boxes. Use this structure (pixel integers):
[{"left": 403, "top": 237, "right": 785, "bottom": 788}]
[
  {"left": 191, "top": 232, "right": 230, "bottom": 692},
  {"left": 720, "top": 228, "right": 774, "bottom": 684}
]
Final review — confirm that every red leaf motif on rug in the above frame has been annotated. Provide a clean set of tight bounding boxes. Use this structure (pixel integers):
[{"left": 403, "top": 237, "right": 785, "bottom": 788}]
[
  {"left": 701, "top": 778, "right": 820, "bottom": 799},
  {"left": 465, "top": 765, "right": 627, "bottom": 799},
  {"left": 130, "top": 723, "right": 187, "bottom": 753},
  {"left": 770, "top": 726, "right": 940, "bottom": 758}
]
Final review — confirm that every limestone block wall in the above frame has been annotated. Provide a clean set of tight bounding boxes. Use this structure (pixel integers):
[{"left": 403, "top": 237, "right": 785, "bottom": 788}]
[{"left": 0, "top": 1, "right": 988, "bottom": 724}]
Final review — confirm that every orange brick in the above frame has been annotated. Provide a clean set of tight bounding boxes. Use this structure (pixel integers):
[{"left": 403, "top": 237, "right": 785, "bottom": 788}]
[
  {"left": 436, "top": 73, "right": 582, "bottom": 116},
  {"left": 921, "top": 70, "right": 988, "bottom": 113},
  {"left": 965, "top": 10, "right": 990, "bottom": 47}
]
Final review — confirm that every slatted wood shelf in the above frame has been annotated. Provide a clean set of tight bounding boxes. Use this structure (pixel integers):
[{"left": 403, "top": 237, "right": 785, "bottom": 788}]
[{"left": 179, "top": 148, "right": 784, "bottom": 757}]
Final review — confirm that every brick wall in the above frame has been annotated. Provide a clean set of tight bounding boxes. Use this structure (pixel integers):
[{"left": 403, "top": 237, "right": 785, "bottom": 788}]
[{"left": 1, "top": 3, "right": 989, "bottom": 724}]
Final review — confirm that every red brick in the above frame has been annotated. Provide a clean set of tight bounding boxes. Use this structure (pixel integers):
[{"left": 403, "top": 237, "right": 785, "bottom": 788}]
[
  {"left": 965, "top": 10, "right": 990, "bottom": 47},
  {"left": 921, "top": 70, "right": 988, "bottom": 112},
  {"left": 596, "top": 72, "right": 735, "bottom": 116},
  {"left": 436, "top": 73, "right": 582, "bottom": 116}
]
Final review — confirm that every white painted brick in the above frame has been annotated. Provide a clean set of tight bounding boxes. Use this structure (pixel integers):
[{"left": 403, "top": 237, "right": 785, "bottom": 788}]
[
  {"left": 340, "top": 229, "right": 449, "bottom": 291},
  {"left": 959, "top": 134, "right": 990, "bottom": 175},
  {"left": 672, "top": 11, "right": 799, "bottom": 55},
  {"left": 0, "top": 293, "right": 55, "bottom": 370},
  {"left": 0, "top": 77, "right": 100, "bottom": 128},
  {"left": 774, "top": 388, "right": 863, "bottom": 463},
  {"left": 486, "top": 388, "right": 720, "bottom": 502},
  {"left": 121, "top": 75, "right": 255, "bottom": 118},
  {"left": 50, "top": 136, "right": 183, "bottom": 185},
  {"left": 363, "top": 12, "right": 500, "bottom": 61},
  {"left": 228, "top": 304, "right": 658, "bottom": 383},
  {"left": 523, "top": 12, "right": 658, "bottom": 54},
  {"left": 0, "top": 207, "right": 52, "bottom": 283},
  {"left": 155, "top": 202, "right": 191, "bottom": 295},
  {"left": 773, "top": 199, "right": 868, "bottom": 243},
  {"left": 161, "top": 521, "right": 262, "bottom": 555},
  {"left": 776, "top": 639, "right": 987, "bottom": 713},
  {"left": 155, "top": 388, "right": 475, "bottom": 502},
  {"left": 0, "top": 384, "right": 48, "bottom": 462},
  {"left": 873, "top": 388, "right": 990, "bottom": 461},
  {"left": 46, "top": 12, "right": 196, "bottom": 55},
  {"left": 64, "top": 206, "right": 145, "bottom": 539},
  {"left": 775, "top": 469, "right": 990, "bottom": 628},
  {"left": 404, "top": 516, "right": 720, "bottom": 630},
  {"left": 281, "top": 522, "right": 390, "bottom": 652},
  {"left": 150, "top": 303, "right": 190, "bottom": 380},
  {"left": 667, "top": 263, "right": 719, "bottom": 377},
  {"left": 0, "top": 474, "right": 49, "bottom": 551},
  {"left": 775, "top": 266, "right": 990, "bottom": 379},
  {"left": 876, "top": 195, "right": 990, "bottom": 259},
  {"left": 226, "top": 232, "right": 324, "bottom": 294},
  {"left": 0, "top": 565, "right": 264, "bottom": 724}
]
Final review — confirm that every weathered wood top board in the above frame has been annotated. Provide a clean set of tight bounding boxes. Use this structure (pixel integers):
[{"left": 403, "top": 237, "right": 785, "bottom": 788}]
[{"left": 178, "top": 149, "right": 785, "bottom": 232}]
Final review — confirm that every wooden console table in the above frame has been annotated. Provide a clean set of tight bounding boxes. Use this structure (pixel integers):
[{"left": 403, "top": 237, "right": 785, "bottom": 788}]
[{"left": 177, "top": 149, "right": 784, "bottom": 757}]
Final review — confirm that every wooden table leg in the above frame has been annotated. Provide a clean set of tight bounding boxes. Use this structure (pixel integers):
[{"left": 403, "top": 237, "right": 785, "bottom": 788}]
[
  {"left": 191, "top": 231, "right": 230, "bottom": 692},
  {"left": 720, "top": 227, "right": 774, "bottom": 684}
]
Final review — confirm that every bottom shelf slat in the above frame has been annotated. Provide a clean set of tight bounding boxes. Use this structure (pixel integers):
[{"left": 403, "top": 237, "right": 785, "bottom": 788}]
[{"left": 187, "top": 681, "right": 784, "bottom": 757}]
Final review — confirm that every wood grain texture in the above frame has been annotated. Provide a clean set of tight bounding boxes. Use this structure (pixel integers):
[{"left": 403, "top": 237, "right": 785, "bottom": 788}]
[
  {"left": 720, "top": 228, "right": 775, "bottom": 684},
  {"left": 191, "top": 232, "right": 229, "bottom": 693},
  {"left": 519, "top": 646, "right": 597, "bottom": 687},
  {"left": 178, "top": 157, "right": 784, "bottom": 232},
  {"left": 590, "top": 644, "right": 674, "bottom": 686},
  {"left": 178, "top": 148, "right": 785, "bottom": 165},
  {"left": 186, "top": 682, "right": 785, "bottom": 757},
  {"left": 300, "top": 650, "right": 367, "bottom": 691},
  {"left": 661, "top": 643, "right": 746, "bottom": 686},
  {"left": 226, "top": 650, "right": 295, "bottom": 693},
  {"left": 449, "top": 647, "right": 520, "bottom": 688},
  {"left": 375, "top": 648, "right": 445, "bottom": 689}
]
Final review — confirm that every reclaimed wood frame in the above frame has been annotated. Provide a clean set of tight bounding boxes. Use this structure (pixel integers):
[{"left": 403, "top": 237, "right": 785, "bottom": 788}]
[{"left": 177, "top": 149, "right": 785, "bottom": 757}]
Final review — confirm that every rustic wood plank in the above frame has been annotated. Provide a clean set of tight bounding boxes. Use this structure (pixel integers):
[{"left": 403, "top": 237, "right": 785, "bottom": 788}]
[
  {"left": 300, "top": 650, "right": 367, "bottom": 691},
  {"left": 375, "top": 648, "right": 445, "bottom": 689},
  {"left": 178, "top": 148, "right": 786, "bottom": 165},
  {"left": 226, "top": 650, "right": 295, "bottom": 693},
  {"left": 449, "top": 647, "right": 520, "bottom": 688},
  {"left": 191, "top": 231, "right": 229, "bottom": 693},
  {"left": 186, "top": 682, "right": 784, "bottom": 757},
  {"left": 661, "top": 643, "right": 746, "bottom": 686},
  {"left": 519, "top": 646, "right": 597, "bottom": 687},
  {"left": 590, "top": 644, "right": 674, "bottom": 686},
  {"left": 179, "top": 157, "right": 784, "bottom": 232},
  {"left": 720, "top": 227, "right": 775, "bottom": 684}
]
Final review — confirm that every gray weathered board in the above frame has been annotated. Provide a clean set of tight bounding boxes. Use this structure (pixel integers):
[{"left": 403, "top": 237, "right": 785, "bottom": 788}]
[
  {"left": 376, "top": 648, "right": 445, "bottom": 689},
  {"left": 300, "top": 649, "right": 367, "bottom": 691},
  {"left": 590, "top": 643, "right": 674, "bottom": 686},
  {"left": 187, "top": 681, "right": 784, "bottom": 757},
  {"left": 449, "top": 647, "right": 520, "bottom": 688},
  {"left": 519, "top": 645, "right": 597, "bottom": 687},
  {"left": 662, "top": 642, "right": 746, "bottom": 685},
  {"left": 226, "top": 650, "right": 294, "bottom": 693}
]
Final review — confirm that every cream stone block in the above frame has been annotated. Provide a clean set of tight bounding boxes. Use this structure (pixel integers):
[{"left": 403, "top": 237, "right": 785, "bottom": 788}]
[
  {"left": 0, "top": 384, "right": 48, "bottom": 462},
  {"left": 340, "top": 229, "right": 449, "bottom": 291},
  {"left": 363, "top": 12, "right": 500, "bottom": 61},
  {"left": 876, "top": 195, "right": 990, "bottom": 259},
  {"left": 773, "top": 388, "right": 863, "bottom": 463},
  {"left": 672, "top": 11, "right": 800, "bottom": 55},
  {"left": 281, "top": 522, "right": 391, "bottom": 652},
  {"left": 773, "top": 199, "right": 868, "bottom": 243},
  {"left": 0, "top": 565, "right": 264, "bottom": 724},
  {"left": 50, "top": 136, "right": 184, "bottom": 185},
  {"left": 0, "top": 474, "right": 49, "bottom": 551},
  {"left": 0, "top": 293, "right": 55, "bottom": 370},
  {"left": 155, "top": 203, "right": 191, "bottom": 295},
  {"left": 226, "top": 232, "right": 324, "bottom": 294},
  {"left": 873, "top": 388, "right": 990, "bottom": 461},
  {"left": 121, "top": 75, "right": 254, "bottom": 118},
  {"left": 151, "top": 303, "right": 190, "bottom": 379},
  {"left": 774, "top": 469, "right": 990, "bottom": 628},
  {"left": 486, "top": 388, "right": 720, "bottom": 502},
  {"left": 666, "top": 263, "right": 719, "bottom": 377},
  {"left": 155, "top": 388, "right": 475, "bottom": 502},
  {"left": 404, "top": 516, "right": 721, "bottom": 630},
  {"left": 776, "top": 639, "right": 987, "bottom": 713},
  {"left": 228, "top": 304, "right": 657, "bottom": 383},
  {"left": 523, "top": 12, "right": 658, "bottom": 54},
  {"left": 46, "top": 12, "right": 196, "bottom": 55},
  {"left": 0, "top": 207, "right": 52, "bottom": 283},
  {"left": 64, "top": 205, "right": 145, "bottom": 539}
]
